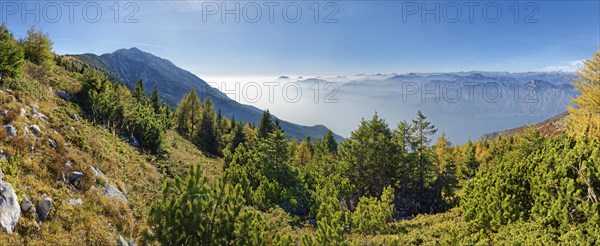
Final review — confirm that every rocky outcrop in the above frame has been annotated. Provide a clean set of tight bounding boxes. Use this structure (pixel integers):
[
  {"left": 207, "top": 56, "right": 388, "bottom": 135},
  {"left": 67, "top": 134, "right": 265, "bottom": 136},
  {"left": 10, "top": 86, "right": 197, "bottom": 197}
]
[
  {"left": 0, "top": 179, "right": 20, "bottom": 233},
  {"left": 90, "top": 166, "right": 127, "bottom": 202},
  {"left": 104, "top": 184, "right": 127, "bottom": 203}
]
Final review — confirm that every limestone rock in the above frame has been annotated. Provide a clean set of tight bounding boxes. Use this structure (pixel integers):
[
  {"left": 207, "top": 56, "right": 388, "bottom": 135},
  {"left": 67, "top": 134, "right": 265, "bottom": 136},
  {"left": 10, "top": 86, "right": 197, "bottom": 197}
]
[{"left": 0, "top": 181, "right": 20, "bottom": 233}]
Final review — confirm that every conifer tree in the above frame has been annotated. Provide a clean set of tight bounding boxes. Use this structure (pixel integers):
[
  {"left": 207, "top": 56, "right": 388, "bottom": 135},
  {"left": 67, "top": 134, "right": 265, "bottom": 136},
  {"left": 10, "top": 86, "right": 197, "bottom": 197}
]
[
  {"left": 338, "top": 113, "right": 398, "bottom": 202},
  {"left": 393, "top": 120, "right": 415, "bottom": 198},
  {"left": 351, "top": 186, "right": 395, "bottom": 235},
  {"left": 175, "top": 89, "right": 202, "bottom": 138},
  {"left": 457, "top": 140, "right": 478, "bottom": 181},
  {"left": 315, "top": 182, "right": 348, "bottom": 244},
  {"left": 568, "top": 49, "right": 600, "bottom": 140},
  {"left": 195, "top": 97, "right": 218, "bottom": 155},
  {"left": 257, "top": 110, "right": 275, "bottom": 139},
  {"left": 0, "top": 24, "right": 24, "bottom": 80},
  {"left": 150, "top": 86, "right": 161, "bottom": 114},
  {"left": 227, "top": 120, "right": 247, "bottom": 155},
  {"left": 323, "top": 130, "right": 338, "bottom": 154},
  {"left": 21, "top": 26, "right": 53, "bottom": 70},
  {"left": 149, "top": 165, "right": 260, "bottom": 245},
  {"left": 411, "top": 110, "right": 437, "bottom": 195},
  {"left": 132, "top": 79, "right": 147, "bottom": 104}
]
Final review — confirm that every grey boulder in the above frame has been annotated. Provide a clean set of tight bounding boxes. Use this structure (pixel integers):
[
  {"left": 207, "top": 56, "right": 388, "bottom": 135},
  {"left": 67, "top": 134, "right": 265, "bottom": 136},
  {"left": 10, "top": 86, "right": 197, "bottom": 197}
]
[
  {"left": 20, "top": 199, "right": 35, "bottom": 214},
  {"left": 3, "top": 125, "right": 16, "bottom": 137},
  {"left": 0, "top": 181, "right": 20, "bottom": 233},
  {"left": 56, "top": 90, "right": 71, "bottom": 101},
  {"left": 36, "top": 197, "right": 52, "bottom": 221}
]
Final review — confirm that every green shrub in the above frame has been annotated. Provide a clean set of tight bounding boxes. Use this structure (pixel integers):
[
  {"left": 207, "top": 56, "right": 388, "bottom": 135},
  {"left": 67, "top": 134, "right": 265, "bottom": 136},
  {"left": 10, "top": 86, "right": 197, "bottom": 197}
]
[{"left": 351, "top": 186, "right": 395, "bottom": 235}]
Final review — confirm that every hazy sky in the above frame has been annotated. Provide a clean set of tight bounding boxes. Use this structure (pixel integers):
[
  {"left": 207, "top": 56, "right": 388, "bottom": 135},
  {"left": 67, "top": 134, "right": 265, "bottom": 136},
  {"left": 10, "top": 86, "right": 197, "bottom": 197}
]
[{"left": 3, "top": 1, "right": 599, "bottom": 82}]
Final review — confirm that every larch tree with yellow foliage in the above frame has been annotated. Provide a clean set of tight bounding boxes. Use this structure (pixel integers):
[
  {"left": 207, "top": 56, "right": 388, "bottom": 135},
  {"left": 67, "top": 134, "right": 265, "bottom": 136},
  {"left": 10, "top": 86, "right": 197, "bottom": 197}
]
[{"left": 568, "top": 49, "right": 600, "bottom": 140}]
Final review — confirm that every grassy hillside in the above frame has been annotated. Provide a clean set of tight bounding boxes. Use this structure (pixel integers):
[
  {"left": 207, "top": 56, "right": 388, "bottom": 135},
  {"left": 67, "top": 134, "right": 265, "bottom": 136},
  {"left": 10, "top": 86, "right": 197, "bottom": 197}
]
[{"left": 0, "top": 60, "right": 221, "bottom": 244}]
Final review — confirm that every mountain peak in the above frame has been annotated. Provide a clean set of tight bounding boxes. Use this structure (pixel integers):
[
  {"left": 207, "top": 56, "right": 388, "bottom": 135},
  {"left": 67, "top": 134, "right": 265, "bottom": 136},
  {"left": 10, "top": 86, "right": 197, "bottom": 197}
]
[
  {"left": 114, "top": 47, "right": 148, "bottom": 56},
  {"left": 527, "top": 79, "right": 554, "bottom": 88},
  {"left": 70, "top": 49, "right": 342, "bottom": 141},
  {"left": 465, "top": 73, "right": 487, "bottom": 79}
]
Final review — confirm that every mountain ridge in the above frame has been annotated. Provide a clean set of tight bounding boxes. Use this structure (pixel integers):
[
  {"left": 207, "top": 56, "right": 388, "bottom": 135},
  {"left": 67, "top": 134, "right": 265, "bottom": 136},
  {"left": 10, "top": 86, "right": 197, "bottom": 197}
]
[
  {"left": 480, "top": 111, "right": 569, "bottom": 140},
  {"left": 69, "top": 48, "right": 343, "bottom": 142}
]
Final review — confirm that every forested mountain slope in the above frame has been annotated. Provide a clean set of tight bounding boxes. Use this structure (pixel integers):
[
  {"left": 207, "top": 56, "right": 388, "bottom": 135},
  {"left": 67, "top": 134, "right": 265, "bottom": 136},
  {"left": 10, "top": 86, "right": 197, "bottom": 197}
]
[{"left": 70, "top": 48, "right": 343, "bottom": 142}]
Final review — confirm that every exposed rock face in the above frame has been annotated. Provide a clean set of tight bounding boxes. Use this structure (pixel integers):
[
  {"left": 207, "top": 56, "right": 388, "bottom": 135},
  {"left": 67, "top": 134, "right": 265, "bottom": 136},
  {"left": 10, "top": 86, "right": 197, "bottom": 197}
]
[
  {"left": 36, "top": 197, "right": 53, "bottom": 221},
  {"left": 0, "top": 180, "right": 20, "bottom": 233}
]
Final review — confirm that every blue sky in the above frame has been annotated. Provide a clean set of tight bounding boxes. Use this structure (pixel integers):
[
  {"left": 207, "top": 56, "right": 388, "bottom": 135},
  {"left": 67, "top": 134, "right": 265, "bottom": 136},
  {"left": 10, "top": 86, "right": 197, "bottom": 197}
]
[{"left": 2, "top": 0, "right": 599, "bottom": 81}]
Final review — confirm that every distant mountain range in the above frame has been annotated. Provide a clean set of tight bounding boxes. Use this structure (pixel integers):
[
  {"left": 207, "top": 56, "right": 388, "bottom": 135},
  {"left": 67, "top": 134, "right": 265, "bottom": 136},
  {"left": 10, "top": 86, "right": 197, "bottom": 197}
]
[
  {"left": 274, "top": 71, "right": 579, "bottom": 144},
  {"left": 69, "top": 48, "right": 343, "bottom": 141}
]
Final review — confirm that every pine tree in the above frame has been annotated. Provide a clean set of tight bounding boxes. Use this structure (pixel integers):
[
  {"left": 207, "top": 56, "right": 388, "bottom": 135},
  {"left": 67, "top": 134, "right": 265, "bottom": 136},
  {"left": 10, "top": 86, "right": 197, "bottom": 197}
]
[
  {"left": 411, "top": 110, "right": 437, "bottom": 196},
  {"left": 315, "top": 182, "right": 348, "bottom": 245},
  {"left": 293, "top": 139, "right": 312, "bottom": 166},
  {"left": 433, "top": 132, "right": 457, "bottom": 207},
  {"left": 568, "top": 49, "right": 600, "bottom": 140},
  {"left": 195, "top": 97, "right": 218, "bottom": 156},
  {"left": 21, "top": 26, "right": 53, "bottom": 70},
  {"left": 132, "top": 79, "right": 147, "bottom": 104},
  {"left": 0, "top": 24, "right": 24, "bottom": 81},
  {"left": 457, "top": 140, "right": 478, "bottom": 180},
  {"left": 323, "top": 130, "right": 338, "bottom": 154},
  {"left": 351, "top": 186, "right": 395, "bottom": 235},
  {"left": 393, "top": 120, "right": 415, "bottom": 198},
  {"left": 175, "top": 89, "right": 202, "bottom": 138},
  {"left": 149, "top": 165, "right": 257, "bottom": 245},
  {"left": 257, "top": 110, "right": 275, "bottom": 139},
  {"left": 227, "top": 120, "right": 247, "bottom": 155},
  {"left": 150, "top": 86, "right": 161, "bottom": 114},
  {"left": 338, "top": 113, "right": 398, "bottom": 203}
]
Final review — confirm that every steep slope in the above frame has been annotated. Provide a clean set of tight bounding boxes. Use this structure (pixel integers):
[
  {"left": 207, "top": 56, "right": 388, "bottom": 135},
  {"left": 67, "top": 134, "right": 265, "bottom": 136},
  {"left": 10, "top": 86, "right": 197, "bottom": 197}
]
[
  {"left": 480, "top": 111, "right": 569, "bottom": 140},
  {"left": 0, "top": 61, "right": 219, "bottom": 244},
  {"left": 69, "top": 48, "right": 343, "bottom": 142}
]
